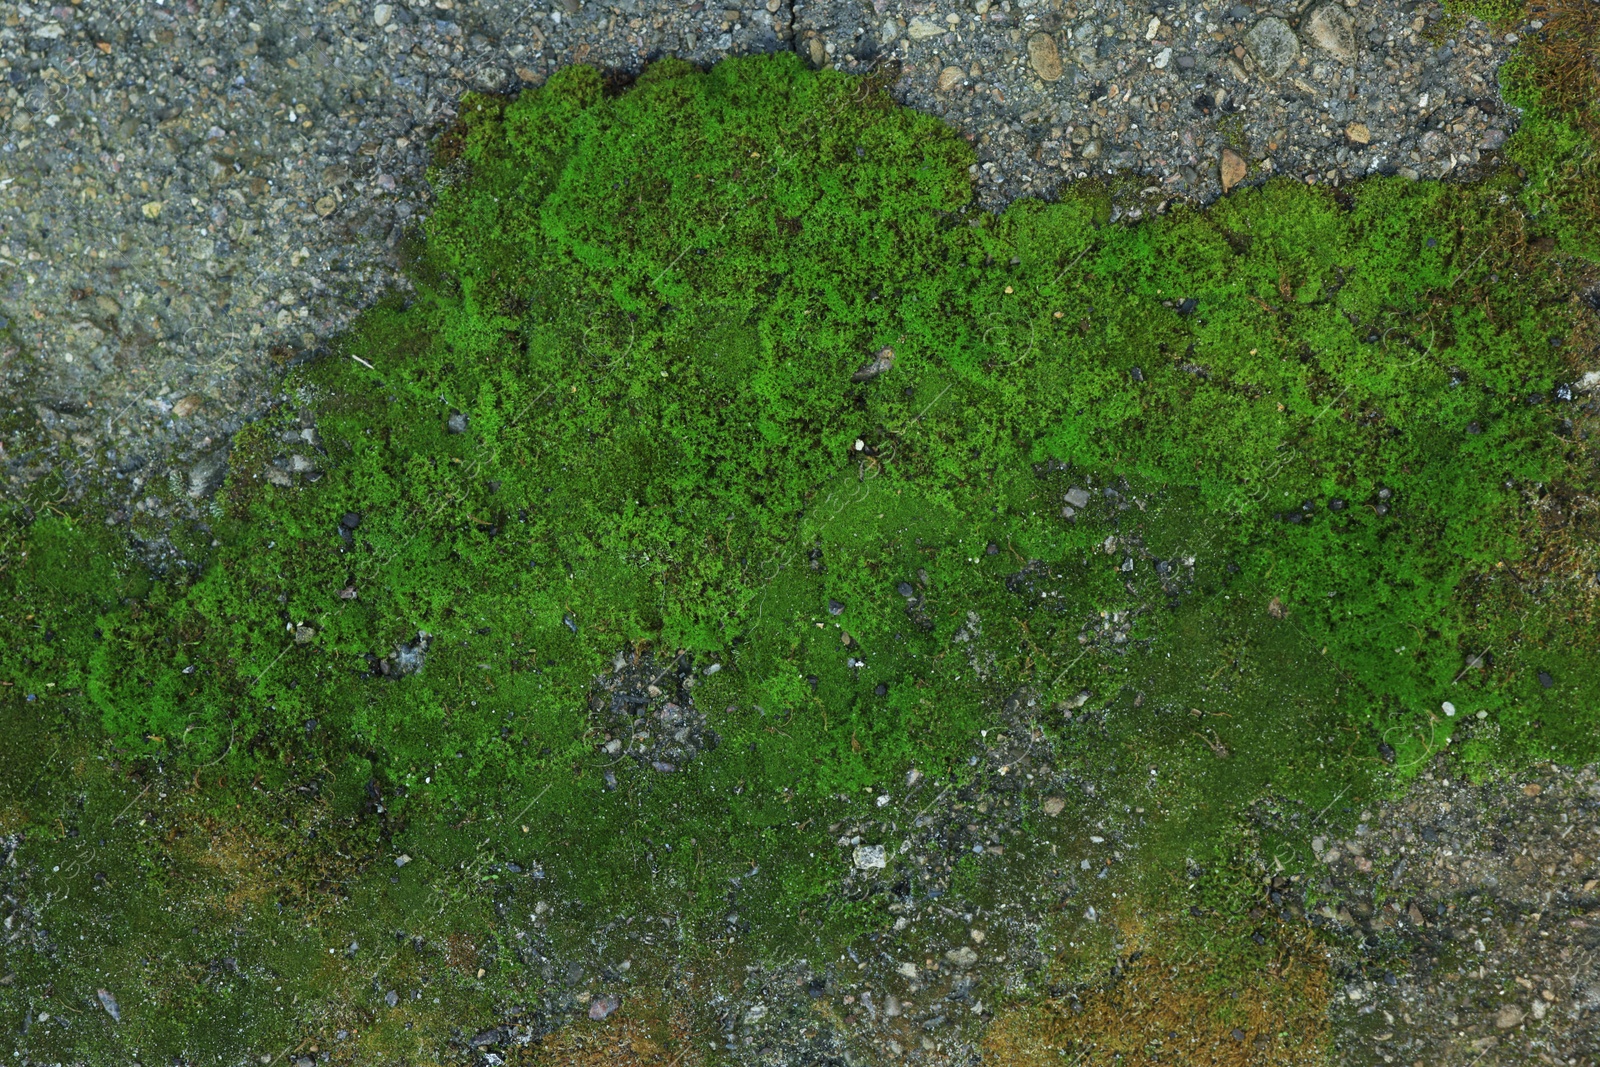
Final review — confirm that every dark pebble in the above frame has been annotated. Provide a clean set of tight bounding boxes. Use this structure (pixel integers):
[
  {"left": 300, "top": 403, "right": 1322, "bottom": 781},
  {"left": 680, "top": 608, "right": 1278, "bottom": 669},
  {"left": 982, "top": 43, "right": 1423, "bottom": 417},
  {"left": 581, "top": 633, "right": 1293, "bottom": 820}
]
[
  {"left": 341, "top": 512, "right": 362, "bottom": 529},
  {"left": 874, "top": 683, "right": 888, "bottom": 696},
  {"left": 828, "top": 598, "right": 846, "bottom": 616},
  {"left": 1537, "top": 670, "right": 1554, "bottom": 689},
  {"left": 985, "top": 541, "right": 1000, "bottom": 555},
  {"left": 897, "top": 581, "right": 916, "bottom": 597},
  {"left": 1377, "top": 741, "right": 1396, "bottom": 764}
]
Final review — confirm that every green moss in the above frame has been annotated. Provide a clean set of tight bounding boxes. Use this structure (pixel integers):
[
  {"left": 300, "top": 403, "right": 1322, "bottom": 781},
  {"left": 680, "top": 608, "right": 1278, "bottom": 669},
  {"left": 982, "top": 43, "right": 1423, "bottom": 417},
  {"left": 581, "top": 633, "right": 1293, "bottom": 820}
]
[{"left": 2, "top": 48, "right": 1596, "bottom": 1062}]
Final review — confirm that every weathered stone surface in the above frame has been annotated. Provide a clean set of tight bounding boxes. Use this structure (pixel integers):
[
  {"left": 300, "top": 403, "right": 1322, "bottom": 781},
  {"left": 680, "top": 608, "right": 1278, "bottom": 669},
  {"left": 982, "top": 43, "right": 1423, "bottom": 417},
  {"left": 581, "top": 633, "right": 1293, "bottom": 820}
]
[{"left": 1246, "top": 17, "right": 1300, "bottom": 79}]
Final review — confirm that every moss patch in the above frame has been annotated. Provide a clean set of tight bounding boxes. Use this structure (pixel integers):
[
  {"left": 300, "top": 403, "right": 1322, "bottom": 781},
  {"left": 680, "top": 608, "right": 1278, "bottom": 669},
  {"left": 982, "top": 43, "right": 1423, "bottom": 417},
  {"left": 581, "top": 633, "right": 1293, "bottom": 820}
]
[{"left": 1, "top": 41, "right": 1597, "bottom": 1064}]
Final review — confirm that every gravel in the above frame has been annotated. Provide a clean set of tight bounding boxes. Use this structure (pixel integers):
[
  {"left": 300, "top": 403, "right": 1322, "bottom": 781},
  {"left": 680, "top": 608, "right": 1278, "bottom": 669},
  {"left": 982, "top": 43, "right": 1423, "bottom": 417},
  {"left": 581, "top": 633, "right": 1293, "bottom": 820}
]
[
  {"left": 1316, "top": 761, "right": 1600, "bottom": 1066},
  {"left": 794, "top": 0, "right": 1521, "bottom": 208}
]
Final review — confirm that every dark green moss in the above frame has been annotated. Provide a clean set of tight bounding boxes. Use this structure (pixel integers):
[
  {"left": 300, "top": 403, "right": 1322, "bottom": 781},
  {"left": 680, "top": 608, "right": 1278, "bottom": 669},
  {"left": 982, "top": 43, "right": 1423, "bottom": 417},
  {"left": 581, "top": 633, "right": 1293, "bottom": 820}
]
[{"left": 2, "top": 46, "right": 1596, "bottom": 1063}]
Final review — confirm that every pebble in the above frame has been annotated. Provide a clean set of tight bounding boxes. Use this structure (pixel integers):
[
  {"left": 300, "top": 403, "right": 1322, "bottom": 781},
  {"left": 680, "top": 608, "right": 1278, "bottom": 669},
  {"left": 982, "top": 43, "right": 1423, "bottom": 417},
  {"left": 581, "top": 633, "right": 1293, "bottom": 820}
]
[
  {"left": 1245, "top": 17, "right": 1300, "bottom": 79},
  {"left": 944, "top": 946, "right": 978, "bottom": 967},
  {"left": 588, "top": 993, "right": 620, "bottom": 1021},
  {"left": 853, "top": 844, "right": 887, "bottom": 869},
  {"left": 1027, "top": 32, "right": 1063, "bottom": 82},
  {"left": 1220, "top": 148, "right": 1247, "bottom": 192},
  {"left": 1302, "top": 3, "right": 1357, "bottom": 63}
]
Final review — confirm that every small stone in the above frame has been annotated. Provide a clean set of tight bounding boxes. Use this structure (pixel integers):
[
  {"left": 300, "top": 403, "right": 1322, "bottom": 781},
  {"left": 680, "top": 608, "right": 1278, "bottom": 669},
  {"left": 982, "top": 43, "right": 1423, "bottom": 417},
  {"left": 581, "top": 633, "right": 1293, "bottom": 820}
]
[
  {"left": 588, "top": 993, "right": 620, "bottom": 1020},
  {"left": 1302, "top": 3, "right": 1356, "bottom": 62},
  {"left": 1537, "top": 670, "right": 1554, "bottom": 688},
  {"left": 1345, "top": 122, "right": 1371, "bottom": 144},
  {"left": 897, "top": 961, "right": 919, "bottom": 979},
  {"left": 853, "top": 844, "right": 887, "bottom": 869},
  {"left": 944, "top": 946, "right": 978, "bottom": 967},
  {"left": 938, "top": 66, "right": 965, "bottom": 92},
  {"left": 1221, "top": 148, "right": 1247, "bottom": 192},
  {"left": 188, "top": 451, "right": 230, "bottom": 499},
  {"left": 97, "top": 989, "right": 120, "bottom": 1022},
  {"left": 141, "top": 201, "right": 163, "bottom": 220},
  {"left": 447, "top": 412, "right": 468, "bottom": 434},
  {"left": 315, "top": 196, "right": 337, "bottom": 217},
  {"left": 1028, "top": 33, "right": 1064, "bottom": 81},
  {"left": 1494, "top": 1004, "right": 1524, "bottom": 1029},
  {"left": 1153, "top": 47, "right": 1172, "bottom": 69},
  {"left": 341, "top": 512, "right": 362, "bottom": 530},
  {"left": 1245, "top": 17, "right": 1299, "bottom": 79},
  {"left": 828, "top": 598, "right": 846, "bottom": 616},
  {"left": 1042, "top": 796, "right": 1066, "bottom": 816},
  {"left": 808, "top": 37, "right": 826, "bottom": 65},
  {"left": 395, "top": 854, "right": 411, "bottom": 867},
  {"left": 897, "top": 581, "right": 916, "bottom": 597},
  {"left": 385, "top": 989, "right": 399, "bottom": 1008},
  {"left": 1064, "top": 486, "right": 1091, "bottom": 508},
  {"left": 373, "top": 2, "right": 393, "bottom": 26},
  {"left": 172, "top": 394, "right": 203, "bottom": 418},
  {"left": 907, "top": 17, "right": 944, "bottom": 40},
  {"left": 851, "top": 345, "right": 895, "bottom": 382}
]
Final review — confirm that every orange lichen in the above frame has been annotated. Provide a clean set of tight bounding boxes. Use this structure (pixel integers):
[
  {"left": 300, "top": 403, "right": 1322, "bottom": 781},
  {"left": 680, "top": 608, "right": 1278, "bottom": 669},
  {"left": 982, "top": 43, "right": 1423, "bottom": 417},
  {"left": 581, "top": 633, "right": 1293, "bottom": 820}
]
[{"left": 983, "top": 921, "right": 1331, "bottom": 1067}]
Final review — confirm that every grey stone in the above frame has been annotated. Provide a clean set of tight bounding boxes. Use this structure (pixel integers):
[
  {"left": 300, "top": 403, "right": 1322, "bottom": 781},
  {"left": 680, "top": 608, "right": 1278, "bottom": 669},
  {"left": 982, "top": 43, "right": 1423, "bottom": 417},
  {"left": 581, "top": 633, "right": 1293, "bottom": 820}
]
[
  {"left": 1064, "top": 487, "right": 1091, "bottom": 508},
  {"left": 187, "top": 449, "right": 230, "bottom": 499},
  {"left": 446, "top": 412, "right": 469, "bottom": 434},
  {"left": 1246, "top": 17, "right": 1300, "bottom": 79}
]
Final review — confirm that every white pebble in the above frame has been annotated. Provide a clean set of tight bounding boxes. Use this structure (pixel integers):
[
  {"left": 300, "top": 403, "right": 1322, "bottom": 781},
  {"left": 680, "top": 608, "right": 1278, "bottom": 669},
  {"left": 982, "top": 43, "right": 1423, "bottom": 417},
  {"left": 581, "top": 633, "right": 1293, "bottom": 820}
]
[{"left": 1441, "top": 701, "right": 1455, "bottom": 717}]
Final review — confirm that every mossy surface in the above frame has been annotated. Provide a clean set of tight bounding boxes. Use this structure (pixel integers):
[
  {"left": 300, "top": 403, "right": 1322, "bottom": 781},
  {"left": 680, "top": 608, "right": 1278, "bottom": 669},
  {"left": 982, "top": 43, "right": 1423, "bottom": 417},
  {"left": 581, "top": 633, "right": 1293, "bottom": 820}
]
[{"left": 2, "top": 39, "right": 1596, "bottom": 1066}]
